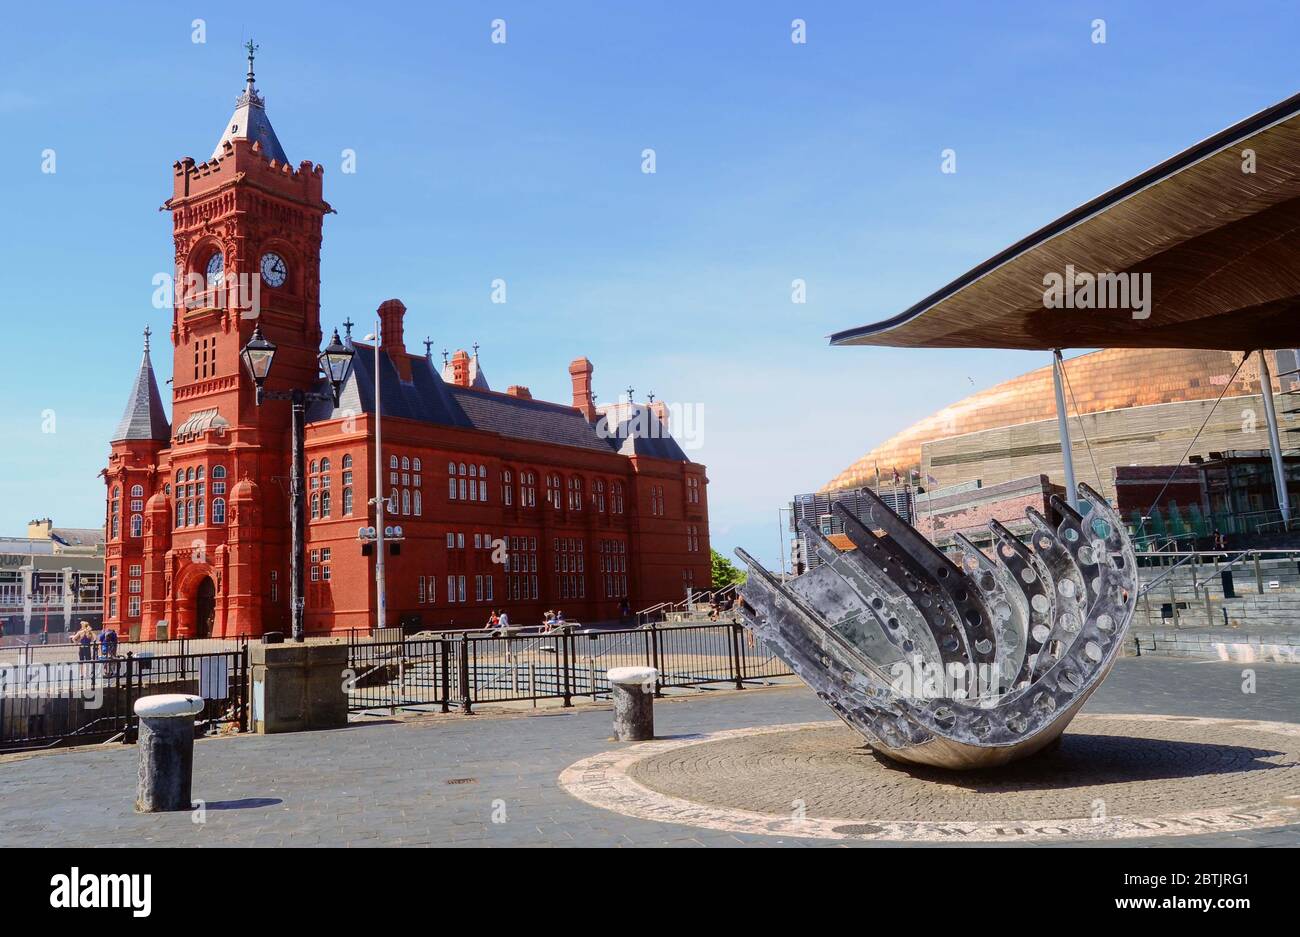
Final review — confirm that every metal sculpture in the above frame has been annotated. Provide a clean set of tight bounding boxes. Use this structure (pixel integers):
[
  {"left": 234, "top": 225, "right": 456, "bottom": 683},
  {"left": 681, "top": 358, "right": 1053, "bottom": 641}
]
[{"left": 736, "top": 483, "right": 1136, "bottom": 769}]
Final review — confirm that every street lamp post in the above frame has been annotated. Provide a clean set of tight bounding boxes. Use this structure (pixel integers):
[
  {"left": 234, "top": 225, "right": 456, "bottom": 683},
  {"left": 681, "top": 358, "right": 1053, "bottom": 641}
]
[
  {"left": 362, "top": 323, "right": 388, "bottom": 634},
  {"left": 242, "top": 325, "right": 354, "bottom": 642}
]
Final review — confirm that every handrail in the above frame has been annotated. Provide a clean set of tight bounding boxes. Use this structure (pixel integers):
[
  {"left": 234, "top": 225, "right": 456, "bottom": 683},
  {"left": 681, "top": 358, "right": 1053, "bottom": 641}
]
[{"left": 1138, "top": 549, "right": 1253, "bottom": 597}]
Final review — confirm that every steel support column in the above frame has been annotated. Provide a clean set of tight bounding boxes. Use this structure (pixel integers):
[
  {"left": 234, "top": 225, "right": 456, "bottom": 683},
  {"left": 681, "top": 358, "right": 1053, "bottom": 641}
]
[
  {"left": 1256, "top": 350, "right": 1292, "bottom": 528},
  {"left": 1052, "top": 349, "right": 1079, "bottom": 511}
]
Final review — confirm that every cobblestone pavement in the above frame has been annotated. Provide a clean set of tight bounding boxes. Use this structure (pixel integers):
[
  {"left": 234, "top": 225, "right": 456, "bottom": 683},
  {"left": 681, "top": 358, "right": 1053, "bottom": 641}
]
[{"left": 2, "top": 657, "right": 1298, "bottom": 847}]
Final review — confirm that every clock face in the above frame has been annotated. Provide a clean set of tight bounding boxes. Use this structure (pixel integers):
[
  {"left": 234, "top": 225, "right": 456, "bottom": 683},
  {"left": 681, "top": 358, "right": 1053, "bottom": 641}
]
[
  {"left": 205, "top": 252, "right": 224, "bottom": 284},
  {"left": 260, "top": 252, "right": 287, "bottom": 288}
]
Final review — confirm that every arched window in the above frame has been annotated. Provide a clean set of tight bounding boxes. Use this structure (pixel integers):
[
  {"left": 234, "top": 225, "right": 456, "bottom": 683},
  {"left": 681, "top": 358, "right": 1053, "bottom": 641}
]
[
  {"left": 311, "top": 494, "right": 320, "bottom": 520},
  {"left": 310, "top": 460, "right": 318, "bottom": 474},
  {"left": 212, "top": 499, "right": 226, "bottom": 525},
  {"left": 130, "top": 515, "right": 143, "bottom": 538},
  {"left": 448, "top": 461, "right": 456, "bottom": 475},
  {"left": 402, "top": 490, "right": 411, "bottom": 515},
  {"left": 196, "top": 466, "right": 206, "bottom": 481},
  {"left": 503, "top": 470, "right": 513, "bottom": 506},
  {"left": 412, "top": 458, "right": 421, "bottom": 472},
  {"left": 186, "top": 468, "right": 194, "bottom": 482},
  {"left": 196, "top": 499, "right": 206, "bottom": 525},
  {"left": 413, "top": 490, "right": 422, "bottom": 516},
  {"left": 548, "top": 474, "right": 562, "bottom": 509},
  {"left": 343, "top": 488, "right": 354, "bottom": 516},
  {"left": 342, "top": 454, "right": 353, "bottom": 469},
  {"left": 320, "top": 457, "right": 331, "bottom": 473},
  {"left": 402, "top": 457, "right": 410, "bottom": 471},
  {"left": 131, "top": 485, "right": 144, "bottom": 498},
  {"left": 595, "top": 479, "right": 606, "bottom": 512},
  {"left": 391, "top": 455, "right": 399, "bottom": 469},
  {"left": 459, "top": 462, "right": 467, "bottom": 476},
  {"left": 176, "top": 469, "right": 185, "bottom": 484},
  {"left": 613, "top": 482, "right": 624, "bottom": 514},
  {"left": 469, "top": 464, "right": 477, "bottom": 478},
  {"left": 187, "top": 501, "right": 196, "bottom": 527},
  {"left": 321, "top": 490, "right": 332, "bottom": 517},
  {"left": 176, "top": 501, "right": 185, "bottom": 528},
  {"left": 212, "top": 465, "right": 227, "bottom": 479}
]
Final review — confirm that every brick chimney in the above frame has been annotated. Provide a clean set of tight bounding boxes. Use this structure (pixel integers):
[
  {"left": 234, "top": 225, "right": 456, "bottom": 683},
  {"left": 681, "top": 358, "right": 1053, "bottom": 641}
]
[
  {"left": 506, "top": 385, "right": 533, "bottom": 399},
  {"left": 377, "top": 299, "right": 410, "bottom": 381},
  {"left": 568, "top": 357, "right": 597, "bottom": 421}
]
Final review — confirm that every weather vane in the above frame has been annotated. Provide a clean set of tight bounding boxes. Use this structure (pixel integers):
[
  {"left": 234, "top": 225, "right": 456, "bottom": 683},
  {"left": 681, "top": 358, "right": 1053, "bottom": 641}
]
[
  {"left": 342, "top": 318, "right": 354, "bottom": 340},
  {"left": 424, "top": 337, "right": 434, "bottom": 358},
  {"left": 143, "top": 325, "right": 152, "bottom": 352}
]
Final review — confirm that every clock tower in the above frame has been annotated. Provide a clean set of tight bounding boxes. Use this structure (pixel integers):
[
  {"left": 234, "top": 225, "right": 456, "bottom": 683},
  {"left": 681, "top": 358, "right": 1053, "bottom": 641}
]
[
  {"left": 133, "top": 43, "right": 335, "bottom": 637},
  {"left": 166, "top": 41, "right": 329, "bottom": 448}
]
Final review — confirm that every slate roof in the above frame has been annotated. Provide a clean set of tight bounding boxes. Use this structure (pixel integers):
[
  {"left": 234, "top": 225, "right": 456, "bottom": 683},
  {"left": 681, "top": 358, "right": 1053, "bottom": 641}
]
[
  {"left": 308, "top": 345, "right": 688, "bottom": 460},
  {"left": 50, "top": 528, "right": 105, "bottom": 549},
  {"left": 212, "top": 87, "right": 289, "bottom": 164},
  {"left": 111, "top": 348, "right": 171, "bottom": 444}
]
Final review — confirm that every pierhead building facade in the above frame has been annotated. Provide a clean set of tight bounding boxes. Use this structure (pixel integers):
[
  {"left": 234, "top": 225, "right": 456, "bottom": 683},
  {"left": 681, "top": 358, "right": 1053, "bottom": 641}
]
[{"left": 102, "top": 54, "right": 710, "bottom": 639}]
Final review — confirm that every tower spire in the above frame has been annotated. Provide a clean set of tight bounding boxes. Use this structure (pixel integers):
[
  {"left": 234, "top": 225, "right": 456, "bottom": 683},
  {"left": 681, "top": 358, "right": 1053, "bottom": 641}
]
[
  {"left": 244, "top": 39, "right": 259, "bottom": 96},
  {"left": 212, "top": 41, "right": 287, "bottom": 163}
]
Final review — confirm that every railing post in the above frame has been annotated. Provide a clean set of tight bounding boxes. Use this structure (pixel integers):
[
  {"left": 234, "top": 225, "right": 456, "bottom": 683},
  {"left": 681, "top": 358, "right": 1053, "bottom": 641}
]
[
  {"left": 239, "top": 645, "right": 248, "bottom": 732},
  {"left": 1255, "top": 553, "right": 1264, "bottom": 594},
  {"left": 561, "top": 632, "right": 573, "bottom": 708},
  {"left": 440, "top": 639, "right": 451, "bottom": 713},
  {"left": 650, "top": 621, "right": 663, "bottom": 698},
  {"left": 458, "top": 633, "right": 472, "bottom": 714},
  {"left": 123, "top": 652, "right": 135, "bottom": 743},
  {"left": 729, "top": 622, "right": 744, "bottom": 690}
]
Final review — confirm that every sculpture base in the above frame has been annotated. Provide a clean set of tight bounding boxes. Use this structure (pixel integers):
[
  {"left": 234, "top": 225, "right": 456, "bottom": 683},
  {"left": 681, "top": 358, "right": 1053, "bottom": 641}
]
[{"left": 560, "top": 714, "right": 1300, "bottom": 843}]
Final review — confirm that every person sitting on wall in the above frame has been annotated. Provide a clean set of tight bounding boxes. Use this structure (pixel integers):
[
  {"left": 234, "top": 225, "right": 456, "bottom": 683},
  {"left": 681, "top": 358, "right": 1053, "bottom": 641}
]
[{"left": 99, "top": 624, "right": 119, "bottom": 660}]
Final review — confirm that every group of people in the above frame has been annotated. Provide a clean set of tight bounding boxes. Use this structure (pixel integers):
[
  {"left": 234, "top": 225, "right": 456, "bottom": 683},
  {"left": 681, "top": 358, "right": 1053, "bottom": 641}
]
[
  {"left": 71, "top": 620, "right": 118, "bottom": 660},
  {"left": 482, "top": 608, "right": 570, "bottom": 635}
]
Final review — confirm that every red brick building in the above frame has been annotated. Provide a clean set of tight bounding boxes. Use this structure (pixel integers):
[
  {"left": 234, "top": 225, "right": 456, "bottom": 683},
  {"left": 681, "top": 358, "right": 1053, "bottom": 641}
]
[{"left": 101, "top": 56, "right": 709, "bottom": 639}]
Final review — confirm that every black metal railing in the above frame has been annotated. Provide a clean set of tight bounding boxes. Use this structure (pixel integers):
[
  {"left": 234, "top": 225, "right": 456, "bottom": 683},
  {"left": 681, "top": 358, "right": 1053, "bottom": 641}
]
[
  {"left": 0, "top": 645, "right": 248, "bottom": 753},
  {"left": 345, "top": 622, "right": 790, "bottom": 715}
]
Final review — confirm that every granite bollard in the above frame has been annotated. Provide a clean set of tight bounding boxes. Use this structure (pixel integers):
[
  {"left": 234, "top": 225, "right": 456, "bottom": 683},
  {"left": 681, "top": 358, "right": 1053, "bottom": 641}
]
[
  {"left": 607, "top": 666, "right": 658, "bottom": 741},
  {"left": 134, "top": 693, "right": 203, "bottom": 813}
]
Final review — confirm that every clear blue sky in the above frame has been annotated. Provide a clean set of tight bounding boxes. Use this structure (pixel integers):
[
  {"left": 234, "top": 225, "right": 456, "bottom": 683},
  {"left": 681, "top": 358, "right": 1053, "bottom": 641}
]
[{"left": 1, "top": 1, "right": 1297, "bottom": 570}]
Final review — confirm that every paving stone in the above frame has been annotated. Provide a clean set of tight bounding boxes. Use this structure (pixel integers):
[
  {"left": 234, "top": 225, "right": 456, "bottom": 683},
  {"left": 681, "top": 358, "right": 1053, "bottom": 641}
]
[{"left": 0, "top": 657, "right": 1296, "bottom": 847}]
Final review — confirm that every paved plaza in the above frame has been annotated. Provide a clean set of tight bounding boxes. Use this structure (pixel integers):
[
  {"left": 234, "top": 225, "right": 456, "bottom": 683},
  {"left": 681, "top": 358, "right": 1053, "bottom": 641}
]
[{"left": 2, "top": 656, "right": 1298, "bottom": 847}]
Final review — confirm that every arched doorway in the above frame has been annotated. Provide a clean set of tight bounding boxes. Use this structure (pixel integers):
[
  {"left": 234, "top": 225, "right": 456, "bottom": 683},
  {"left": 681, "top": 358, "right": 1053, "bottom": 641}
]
[{"left": 195, "top": 578, "right": 216, "bottom": 638}]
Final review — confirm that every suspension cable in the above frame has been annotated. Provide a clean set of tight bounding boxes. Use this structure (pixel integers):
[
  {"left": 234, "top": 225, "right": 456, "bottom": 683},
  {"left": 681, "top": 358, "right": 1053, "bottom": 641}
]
[
  {"left": 1058, "top": 353, "right": 1105, "bottom": 492},
  {"left": 1142, "top": 352, "right": 1250, "bottom": 522}
]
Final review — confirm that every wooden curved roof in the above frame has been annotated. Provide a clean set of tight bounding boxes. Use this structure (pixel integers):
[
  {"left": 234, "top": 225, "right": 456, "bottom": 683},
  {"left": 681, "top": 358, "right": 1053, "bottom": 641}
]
[{"left": 831, "top": 91, "right": 1300, "bottom": 351}]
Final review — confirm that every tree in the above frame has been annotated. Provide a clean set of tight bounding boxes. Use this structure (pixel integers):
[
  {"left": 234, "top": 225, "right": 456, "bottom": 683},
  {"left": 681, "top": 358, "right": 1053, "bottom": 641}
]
[{"left": 711, "top": 549, "right": 746, "bottom": 589}]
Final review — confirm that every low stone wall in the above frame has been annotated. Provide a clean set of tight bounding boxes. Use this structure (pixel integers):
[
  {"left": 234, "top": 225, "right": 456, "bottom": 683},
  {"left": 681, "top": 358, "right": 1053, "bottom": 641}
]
[{"left": 1130, "top": 628, "right": 1300, "bottom": 664}]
